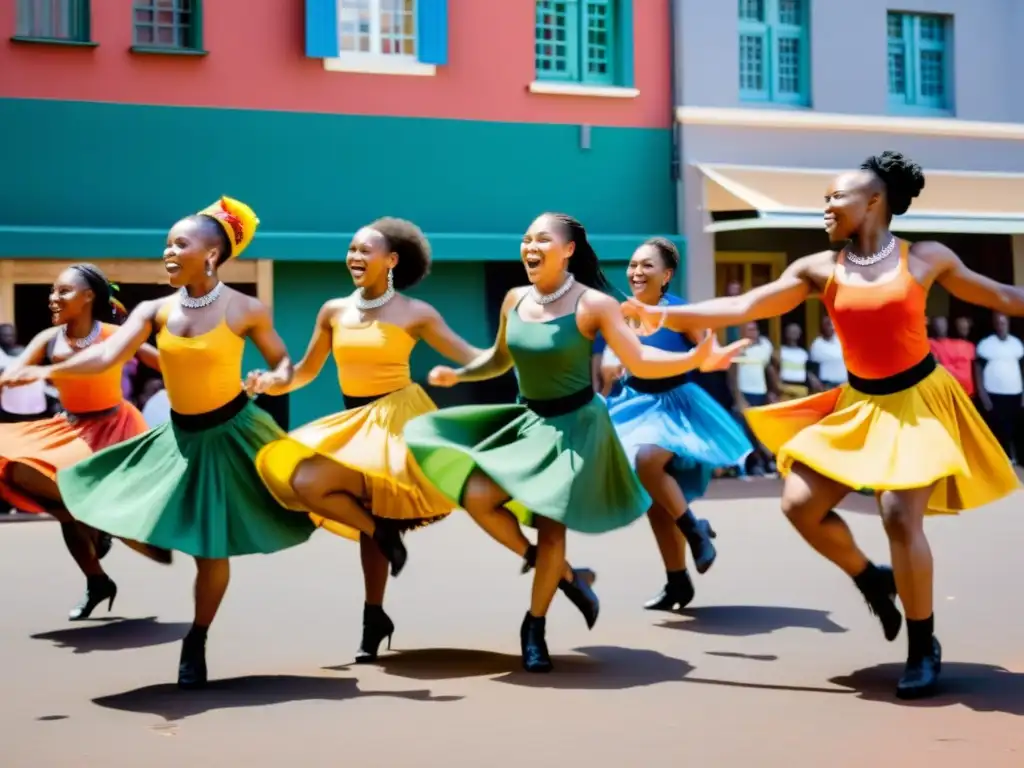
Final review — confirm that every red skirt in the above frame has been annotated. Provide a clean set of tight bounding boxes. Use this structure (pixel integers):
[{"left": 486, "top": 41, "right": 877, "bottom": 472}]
[{"left": 0, "top": 403, "right": 148, "bottom": 513}]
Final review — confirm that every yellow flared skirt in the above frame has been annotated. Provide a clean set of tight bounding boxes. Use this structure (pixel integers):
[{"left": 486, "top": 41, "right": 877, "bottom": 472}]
[
  {"left": 255, "top": 383, "right": 456, "bottom": 540},
  {"left": 744, "top": 366, "right": 1020, "bottom": 514}
]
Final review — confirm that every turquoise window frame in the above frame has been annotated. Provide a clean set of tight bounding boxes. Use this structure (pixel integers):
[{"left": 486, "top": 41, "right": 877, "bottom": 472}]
[
  {"left": 534, "top": 0, "right": 634, "bottom": 88},
  {"left": 13, "top": 0, "right": 93, "bottom": 45},
  {"left": 738, "top": 0, "right": 810, "bottom": 107},
  {"left": 886, "top": 11, "right": 951, "bottom": 115}
]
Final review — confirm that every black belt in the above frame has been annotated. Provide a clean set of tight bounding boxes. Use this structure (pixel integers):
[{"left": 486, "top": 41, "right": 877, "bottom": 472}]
[
  {"left": 623, "top": 373, "right": 690, "bottom": 394},
  {"left": 847, "top": 354, "right": 936, "bottom": 396},
  {"left": 342, "top": 390, "right": 398, "bottom": 410},
  {"left": 170, "top": 391, "right": 249, "bottom": 432},
  {"left": 519, "top": 386, "right": 595, "bottom": 417},
  {"left": 62, "top": 403, "right": 122, "bottom": 425}
]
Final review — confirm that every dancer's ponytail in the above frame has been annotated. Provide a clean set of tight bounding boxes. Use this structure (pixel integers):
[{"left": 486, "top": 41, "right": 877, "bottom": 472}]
[{"left": 545, "top": 213, "right": 622, "bottom": 298}]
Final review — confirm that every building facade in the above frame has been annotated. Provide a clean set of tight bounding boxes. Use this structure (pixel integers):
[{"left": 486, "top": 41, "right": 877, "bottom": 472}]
[
  {"left": 672, "top": 0, "right": 1024, "bottom": 346},
  {"left": 0, "top": 0, "right": 676, "bottom": 425}
]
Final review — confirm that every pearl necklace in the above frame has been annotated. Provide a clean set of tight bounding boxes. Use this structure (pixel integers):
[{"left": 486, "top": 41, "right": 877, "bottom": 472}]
[
  {"left": 845, "top": 236, "right": 896, "bottom": 267},
  {"left": 62, "top": 321, "right": 101, "bottom": 349},
  {"left": 530, "top": 273, "right": 576, "bottom": 305},
  {"left": 354, "top": 287, "right": 395, "bottom": 310},
  {"left": 179, "top": 281, "right": 224, "bottom": 309}
]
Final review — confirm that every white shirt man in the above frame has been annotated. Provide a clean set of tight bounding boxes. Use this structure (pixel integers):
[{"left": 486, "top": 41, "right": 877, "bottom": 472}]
[
  {"left": 809, "top": 333, "right": 847, "bottom": 388},
  {"left": 0, "top": 347, "right": 47, "bottom": 420}
]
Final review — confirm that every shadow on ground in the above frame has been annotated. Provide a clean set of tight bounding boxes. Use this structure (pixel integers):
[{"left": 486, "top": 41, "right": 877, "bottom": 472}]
[
  {"left": 831, "top": 662, "right": 1024, "bottom": 716},
  {"left": 93, "top": 675, "right": 462, "bottom": 721},
  {"left": 657, "top": 605, "right": 847, "bottom": 637},
  {"left": 332, "top": 645, "right": 693, "bottom": 690},
  {"left": 31, "top": 617, "right": 191, "bottom": 654}
]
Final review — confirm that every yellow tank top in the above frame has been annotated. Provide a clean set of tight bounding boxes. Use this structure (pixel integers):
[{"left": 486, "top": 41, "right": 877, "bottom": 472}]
[
  {"left": 156, "top": 302, "right": 245, "bottom": 415},
  {"left": 333, "top": 320, "right": 415, "bottom": 397}
]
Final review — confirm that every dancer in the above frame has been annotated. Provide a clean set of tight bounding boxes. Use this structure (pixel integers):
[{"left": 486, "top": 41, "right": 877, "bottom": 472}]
[
  {"left": 623, "top": 151, "right": 1021, "bottom": 699},
  {"left": 252, "top": 218, "right": 482, "bottom": 662},
  {"left": 404, "top": 213, "right": 717, "bottom": 673},
  {"left": 0, "top": 264, "right": 166, "bottom": 620},
  {"left": 594, "top": 238, "right": 752, "bottom": 611},
  {"left": 4, "top": 198, "right": 316, "bottom": 689}
]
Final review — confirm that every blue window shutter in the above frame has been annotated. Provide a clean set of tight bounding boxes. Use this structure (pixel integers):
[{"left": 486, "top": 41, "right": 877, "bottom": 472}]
[
  {"left": 618, "top": 0, "right": 635, "bottom": 87},
  {"left": 417, "top": 0, "right": 449, "bottom": 65},
  {"left": 305, "top": 0, "right": 339, "bottom": 58}
]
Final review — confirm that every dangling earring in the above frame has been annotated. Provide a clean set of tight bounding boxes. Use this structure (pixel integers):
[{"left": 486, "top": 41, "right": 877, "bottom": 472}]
[
  {"left": 206, "top": 264, "right": 214, "bottom": 277},
  {"left": 387, "top": 268, "right": 394, "bottom": 292}
]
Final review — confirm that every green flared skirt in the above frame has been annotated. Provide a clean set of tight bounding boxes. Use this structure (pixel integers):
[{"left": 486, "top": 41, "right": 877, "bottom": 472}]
[
  {"left": 404, "top": 396, "right": 651, "bottom": 534},
  {"left": 56, "top": 400, "right": 316, "bottom": 559}
]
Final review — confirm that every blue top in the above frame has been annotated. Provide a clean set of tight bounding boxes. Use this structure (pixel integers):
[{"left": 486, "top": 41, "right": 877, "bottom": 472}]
[{"left": 593, "top": 294, "right": 694, "bottom": 381}]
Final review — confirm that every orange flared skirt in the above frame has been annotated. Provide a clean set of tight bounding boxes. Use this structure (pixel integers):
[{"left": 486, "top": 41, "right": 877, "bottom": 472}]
[{"left": 0, "top": 403, "right": 149, "bottom": 513}]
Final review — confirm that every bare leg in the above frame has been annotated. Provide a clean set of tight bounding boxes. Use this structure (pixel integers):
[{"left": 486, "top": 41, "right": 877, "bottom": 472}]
[
  {"left": 360, "top": 532, "right": 389, "bottom": 606},
  {"left": 179, "top": 556, "right": 230, "bottom": 689},
  {"left": 879, "top": 484, "right": 941, "bottom": 698},
  {"left": 781, "top": 462, "right": 902, "bottom": 641},
  {"left": 647, "top": 503, "right": 686, "bottom": 571},
  {"left": 531, "top": 517, "right": 566, "bottom": 617}
]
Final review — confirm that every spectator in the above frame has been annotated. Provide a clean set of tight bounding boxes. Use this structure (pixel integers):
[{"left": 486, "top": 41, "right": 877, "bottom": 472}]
[
  {"left": 775, "top": 322, "right": 816, "bottom": 400},
  {"left": 808, "top": 315, "right": 847, "bottom": 391},
  {"left": 0, "top": 322, "right": 48, "bottom": 424},
  {"left": 729, "top": 321, "right": 777, "bottom": 475},
  {"left": 929, "top": 316, "right": 976, "bottom": 397},
  {"left": 976, "top": 312, "right": 1024, "bottom": 462},
  {"left": 139, "top": 378, "right": 170, "bottom": 428}
]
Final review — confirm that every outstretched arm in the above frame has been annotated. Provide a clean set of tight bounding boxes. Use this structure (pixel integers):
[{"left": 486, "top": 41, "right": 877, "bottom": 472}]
[
  {"left": 413, "top": 302, "right": 485, "bottom": 366},
  {"left": 446, "top": 289, "right": 519, "bottom": 384},
  {"left": 137, "top": 343, "right": 162, "bottom": 373},
  {"left": 242, "top": 299, "right": 294, "bottom": 395},
  {"left": 45, "top": 301, "right": 159, "bottom": 379},
  {"left": 260, "top": 300, "right": 334, "bottom": 396},
  {"left": 924, "top": 241, "right": 1024, "bottom": 313},
  {"left": 0, "top": 328, "right": 58, "bottom": 387}
]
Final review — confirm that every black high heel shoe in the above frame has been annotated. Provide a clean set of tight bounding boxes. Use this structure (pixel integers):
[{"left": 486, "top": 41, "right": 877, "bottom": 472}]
[
  {"left": 355, "top": 603, "right": 395, "bottom": 664},
  {"left": 68, "top": 575, "right": 117, "bottom": 621},
  {"left": 520, "top": 613, "right": 553, "bottom": 673},
  {"left": 644, "top": 570, "right": 695, "bottom": 612},
  {"left": 679, "top": 518, "right": 718, "bottom": 574},
  {"left": 178, "top": 631, "right": 208, "bottom": 690},
  {"left": 373, "top": 522, "right": 407, "bottom": 577},
  {"left": 521, "top": 546, "right": 600, "bottom": 630},
  {"left": 896, "top": 636, "right": 942, "bottom": 699}
]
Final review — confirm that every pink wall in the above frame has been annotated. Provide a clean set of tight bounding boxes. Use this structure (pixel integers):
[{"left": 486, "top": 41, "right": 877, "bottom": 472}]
[{"left": 1, "top": 0, "right": 671, "bottom": 128}]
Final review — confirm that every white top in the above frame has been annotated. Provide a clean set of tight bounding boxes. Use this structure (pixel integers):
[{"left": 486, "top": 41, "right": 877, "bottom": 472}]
[
  {"left": 809, "top": 335, "right": 848, "bottom": 384},
  {"left": 976, "top": 334, "right": 1024, "bottom": 395},
  {"left": 779, "top": 345, "right": 809, "bottom": 383},
  {"left": 142, "top": 389, "right": 171, "bottom": 427},
  {"left": 0, "top": 349, "right": 47, "bottom": 415},
  {"left": 734, "top": 337, "right": 773, "bottom": 395}
]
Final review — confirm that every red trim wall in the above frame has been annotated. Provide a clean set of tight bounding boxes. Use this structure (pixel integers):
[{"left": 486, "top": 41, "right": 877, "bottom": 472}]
[{"left": 1, "top": 0, "right": 671, "bottom": 128}]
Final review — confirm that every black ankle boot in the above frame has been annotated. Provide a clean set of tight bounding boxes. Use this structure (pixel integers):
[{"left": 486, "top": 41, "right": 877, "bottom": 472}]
[
  {"left": 852, "top": 563, "right": 903, "bottom": 641},
  {"left": 178, "top": 627, "right": 209, "bottom": 690},
  {"left": 521, "top": 544, "right": 537, "bottom": 574},
  {"left": 897, "top": 616, "right": 941, "bottom": 699},
  {"left": 676, "top": 513, "right": 717, "bottom": 574},
  {"left": 68, "top": 575, "right": 117, "bottom": 621},
  {"left": 520, "top": 613, "right": 553, "bottom": 673},
  {"left": 559, "top": 568, "right": 600, "bottom": 629},
  {"left": 372, "top": 522, "right": 407, "bottom": 577},
  {"left": 355, "top": 603, "right": 395, "bottom": 664},
  {"left": 644, "top": 569, "right": 695, "bottom": 611}
]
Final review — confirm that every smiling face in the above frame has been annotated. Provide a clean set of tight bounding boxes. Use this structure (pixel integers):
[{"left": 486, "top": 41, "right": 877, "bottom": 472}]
[
  {"left": 520, "top": 214, "right": 573, "bottom": 286},
  {"left": 823, "top": 170, "right": 882, "bottom": 242},
  {"left": 627, "top": 244, "right": 672, "bottom": 304},
  {"left": 346, "top": 227, "right": 396, "bottom": 290},
  {"left": 48, "top": 268, "right": 95, "bottom": 327},
  {"left": 0, "top": 323, "right": 16, "bottom": 351},
  {"left": 163, "top": 217, "right": 221, "bottom": 288}
]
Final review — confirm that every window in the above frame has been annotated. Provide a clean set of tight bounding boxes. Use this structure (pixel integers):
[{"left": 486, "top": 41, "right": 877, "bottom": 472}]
[
  {"left": 738, "top": 0, "right": 809, "bottom": 106},
  {"left": 339, "top": 0, "right": 416, "bottom": 57},
  {"left": 132, "top": 0, "right": 202, "bottom": 51},
  {"left": 15, "top": 0, "right": 91, "bottom": 43},
  {"left": 888, "top": 12, "right": 950, "bottom": 112},
  {"left": 534, "top": 0, "right": 634, "bottom": 88}
]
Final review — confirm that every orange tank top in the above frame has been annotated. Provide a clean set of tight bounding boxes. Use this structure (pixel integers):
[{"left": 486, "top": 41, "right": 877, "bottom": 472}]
[
  {"left": 155, "top": 303, "right": 245, "bottom": 415},
  {"left": 53, "top": 324, "right": 127, "bottom": 413},
  {"left": 822, "top": 240, "right": 930, "bottom": 380}
]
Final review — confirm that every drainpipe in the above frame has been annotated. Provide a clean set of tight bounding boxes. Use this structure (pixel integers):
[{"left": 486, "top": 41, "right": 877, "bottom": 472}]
[{"left": 668, "top": 0, "right": 685, "bottom": 295}]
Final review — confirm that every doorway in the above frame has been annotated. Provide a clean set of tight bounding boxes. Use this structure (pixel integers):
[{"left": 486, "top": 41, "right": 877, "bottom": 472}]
[{"left": 714, "top": 252, "right": 787, "bottom": 346}]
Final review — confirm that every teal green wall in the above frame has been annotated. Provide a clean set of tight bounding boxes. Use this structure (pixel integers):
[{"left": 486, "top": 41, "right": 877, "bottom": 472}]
[{"left": 249, "top": 261, "right": 491, "bottom": 426}]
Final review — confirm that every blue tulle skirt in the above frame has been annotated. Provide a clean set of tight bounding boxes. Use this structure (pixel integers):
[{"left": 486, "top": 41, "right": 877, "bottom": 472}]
[{"left": 604, "top": 380, "right": 753, "bottom": 501}]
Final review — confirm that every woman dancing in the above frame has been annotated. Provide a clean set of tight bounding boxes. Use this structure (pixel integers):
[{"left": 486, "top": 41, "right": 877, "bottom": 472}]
[
  {"left": 3, "top": 198, "right": 316, "bottom": 689},
  {"left": 405, "top": 213, "right": 717, "bottom": 672},
  {"left": 0, "top": 264, "right": 165, "bottom": 620},
  {"left": 252, "top": 218, "right": 482, "bottom": 662},
  {"left": 624, "top": 151, "right": 1020, "bottom": 699},
  {"left": 594, "top": 238, "right": 752, "bottom": 612}
]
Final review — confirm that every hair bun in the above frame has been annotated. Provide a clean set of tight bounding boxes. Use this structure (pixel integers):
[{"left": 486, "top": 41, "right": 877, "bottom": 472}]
[{"left": 860, "top": 150, "right": 925, "bottom": 216}]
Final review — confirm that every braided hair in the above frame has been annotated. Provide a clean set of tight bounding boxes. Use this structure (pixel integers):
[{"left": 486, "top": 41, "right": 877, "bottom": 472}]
[
  {"left": 68, "top": 263, "right": 127, "bottom": 324},
  {"left": 641, "top": 237, "right": 680, "bottom": 296},
  {"left": 543, "top": 213, "right": 621, "bottom": 297},
  {"left": 860, "top": 151, "right": 926, "bottom": 217}
]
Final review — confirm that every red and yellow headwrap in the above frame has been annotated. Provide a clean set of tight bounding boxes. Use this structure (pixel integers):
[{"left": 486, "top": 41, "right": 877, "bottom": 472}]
[{"left": 198, "top": 196, "right": 260, "bottom": 261}]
